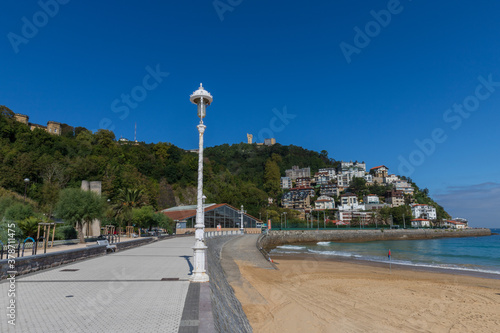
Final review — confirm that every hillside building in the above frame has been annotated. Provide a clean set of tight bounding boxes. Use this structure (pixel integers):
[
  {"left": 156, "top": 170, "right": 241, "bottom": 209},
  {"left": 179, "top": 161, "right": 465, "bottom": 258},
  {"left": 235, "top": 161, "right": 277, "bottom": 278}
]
[
  {"left": 14, "top": 113, "right": 62, "bottom": 136},
  {"left": 370, "top": 165, "right": 389, "bottom": 178},
  {"left": 386, "top": 189, "right": 405, "bottom": 207},
  {"left": 363, "top": 194, "right": 380, "bottom": 204},
  {"left": 320, "top": 184, "right": 339, "bottom": 197},
  {"left": 318, "top": 168, "right": 336, "bottom": 178},
  {"left": 442, "top": 220, "right": 467, "bottom": 229},
  {"left": 314, "top": 195, "right": 335, "bottom": 210},
  {"left": 411, "top": 218, "right": 431, "bottom": 228},
  {"left": 285, "top": 166, "right": 311, "bottom": 181},
  {"left": 280, "top": 177, "right": 292, "bottom": 189},
  {"left": 411, "top": 204, "right": 437, "bottom": 220}
]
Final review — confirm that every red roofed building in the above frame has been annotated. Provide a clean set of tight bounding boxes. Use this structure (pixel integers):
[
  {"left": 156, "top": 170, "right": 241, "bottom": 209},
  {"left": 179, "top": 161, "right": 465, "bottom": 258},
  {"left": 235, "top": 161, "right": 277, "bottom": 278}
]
[
  {"left": 161, "top": 203, "right": 262, "bottom": 231},
  {"left": 442, "top": 220, "right": 467, "bottom": 229},
  {"left": 370, "top": 165, "right": 389, "bottom": 178},
  {"left": 411, "top": 218, "right": 431, "bottom": 228}
]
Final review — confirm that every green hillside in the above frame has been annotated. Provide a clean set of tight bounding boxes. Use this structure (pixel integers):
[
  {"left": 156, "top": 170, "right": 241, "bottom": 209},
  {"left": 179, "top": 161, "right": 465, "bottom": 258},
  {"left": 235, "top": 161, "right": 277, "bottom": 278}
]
[{"left": 0, "top": 105, "right": 450, "bottom": 227}]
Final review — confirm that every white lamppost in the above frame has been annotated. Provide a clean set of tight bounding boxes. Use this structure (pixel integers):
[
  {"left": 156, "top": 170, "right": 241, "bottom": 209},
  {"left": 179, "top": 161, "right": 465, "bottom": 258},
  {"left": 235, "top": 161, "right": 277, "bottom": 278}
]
[
  {"left": 190, "top": 83, "right": 212, "bottom": 283},
  {"left": 240, "top": 205, "right": 245, "bottom": 234},
  {"left": 24, "top": 178, "right": 30, "bottom": 202}
]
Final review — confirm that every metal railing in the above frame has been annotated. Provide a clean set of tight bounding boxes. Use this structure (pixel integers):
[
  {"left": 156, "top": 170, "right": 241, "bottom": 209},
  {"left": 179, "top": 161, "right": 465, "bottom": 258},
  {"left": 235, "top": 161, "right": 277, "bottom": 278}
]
[
  {"left": 205, "top": 230, "right": 243, "bottom": 238},
  {"left": 0, "top": 234, "right": 121, "bottom": 260},
  {"left": 0, "top": 237, "right": 38, "bottom": 259}
]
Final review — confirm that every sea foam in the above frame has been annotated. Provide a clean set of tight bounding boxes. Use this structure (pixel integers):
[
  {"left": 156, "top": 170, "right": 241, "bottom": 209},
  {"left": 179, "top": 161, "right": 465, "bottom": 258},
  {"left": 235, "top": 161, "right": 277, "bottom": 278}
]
[{"left": 276, "top": 245, "right": 306, "bottom": 250}]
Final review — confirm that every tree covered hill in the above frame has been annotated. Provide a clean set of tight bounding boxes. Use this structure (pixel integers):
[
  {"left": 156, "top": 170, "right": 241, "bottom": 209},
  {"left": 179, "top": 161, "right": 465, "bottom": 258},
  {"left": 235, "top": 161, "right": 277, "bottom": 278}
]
[
  {"left": 1, "top": 106, "right": 323, "bottom": 217},
  {"left": 205, "top": 143, "right": 337, "bottom": 188},
  {"left": 0, "top": 105, "right": 450, "bottom": 221}
]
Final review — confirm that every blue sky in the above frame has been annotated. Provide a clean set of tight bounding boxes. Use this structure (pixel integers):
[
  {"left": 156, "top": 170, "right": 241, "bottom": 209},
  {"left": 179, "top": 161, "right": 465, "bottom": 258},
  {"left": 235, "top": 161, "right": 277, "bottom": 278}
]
[{"left": 1, "top": 0, "right": 499, "bottom": 227}]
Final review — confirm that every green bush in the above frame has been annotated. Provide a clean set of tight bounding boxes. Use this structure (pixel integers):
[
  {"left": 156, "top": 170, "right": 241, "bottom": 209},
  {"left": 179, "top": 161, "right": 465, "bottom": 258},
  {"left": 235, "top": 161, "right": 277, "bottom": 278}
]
[{"left": 56, "top": 225, "right": 78, "bottom": 240}]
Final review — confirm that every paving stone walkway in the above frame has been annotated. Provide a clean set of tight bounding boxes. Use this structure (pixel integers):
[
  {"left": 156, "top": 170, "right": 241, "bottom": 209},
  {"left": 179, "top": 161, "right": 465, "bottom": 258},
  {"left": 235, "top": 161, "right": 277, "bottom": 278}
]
[{"left": 0, "top": 236, "right": 214, "bottom": 333}]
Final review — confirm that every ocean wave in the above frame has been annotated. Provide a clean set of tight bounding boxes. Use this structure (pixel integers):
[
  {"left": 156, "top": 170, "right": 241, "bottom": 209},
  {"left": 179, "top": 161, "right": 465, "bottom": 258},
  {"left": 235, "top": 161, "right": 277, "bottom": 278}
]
[
  {"left": 317, "top": 242, "right": 331, "bottom": 246},
  {"left": 275, "top": 245, "right": 306, "bottom": 250},
  {"left": 358, "top": 257, "right": 500, "bottom": 276},
  {"left": 307, "top": 249, "right": 360, "bottom": 258},
  {"left": 393, "top": 261, "right": 500, "bottom": 275},
  {"left": 271, "top": 251, "right": 307, "bottom": 254}
]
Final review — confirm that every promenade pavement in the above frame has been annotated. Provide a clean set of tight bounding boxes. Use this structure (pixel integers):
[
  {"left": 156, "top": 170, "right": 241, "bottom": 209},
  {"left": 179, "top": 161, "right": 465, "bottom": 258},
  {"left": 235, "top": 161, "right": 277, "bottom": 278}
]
[{"left": 1, "top": 236, "right": 214, "bottom": 333}]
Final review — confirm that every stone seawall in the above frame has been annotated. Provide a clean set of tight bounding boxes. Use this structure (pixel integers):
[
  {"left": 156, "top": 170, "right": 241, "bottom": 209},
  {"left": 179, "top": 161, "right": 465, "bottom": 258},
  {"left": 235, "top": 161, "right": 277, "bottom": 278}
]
[
  {"left": 206, "top": 236, "right": 252, "bottom": 333},
  {"left": 260, "top": 228, "right": 492, "bottom": 250}
]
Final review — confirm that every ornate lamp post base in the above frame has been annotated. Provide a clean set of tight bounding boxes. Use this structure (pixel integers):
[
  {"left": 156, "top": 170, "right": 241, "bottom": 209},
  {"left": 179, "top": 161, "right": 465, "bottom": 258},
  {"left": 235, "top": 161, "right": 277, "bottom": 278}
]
[{"left": 191, "top": 239, "right": 209, "bottom": 282}]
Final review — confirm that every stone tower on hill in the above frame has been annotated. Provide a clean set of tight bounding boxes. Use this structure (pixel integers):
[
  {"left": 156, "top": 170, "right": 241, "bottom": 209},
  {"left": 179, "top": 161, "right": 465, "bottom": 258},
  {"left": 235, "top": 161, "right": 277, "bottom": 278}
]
[{"left": 14, "top": 113, "right": 62, "bottom": 136}]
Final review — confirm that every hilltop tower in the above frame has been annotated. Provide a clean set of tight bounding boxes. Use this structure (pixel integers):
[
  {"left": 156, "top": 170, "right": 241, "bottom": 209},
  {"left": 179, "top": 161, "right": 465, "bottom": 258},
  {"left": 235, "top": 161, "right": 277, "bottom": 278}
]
[
  {"left": 247, "top": 133, "right": 253, "bottom": 144},
  {"left": 47, "top": 121, "right": 62, "bottom": 135},
  {"left": 14, "top": 114, "right": 29, "bottom": 125}
]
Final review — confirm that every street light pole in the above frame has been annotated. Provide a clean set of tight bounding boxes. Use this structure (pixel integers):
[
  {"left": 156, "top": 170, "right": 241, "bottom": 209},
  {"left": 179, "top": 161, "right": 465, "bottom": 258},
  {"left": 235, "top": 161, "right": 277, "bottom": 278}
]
[
  {"left": 24, "top": 178, "right": 29, "bottom": 202},
  {"left": 190, "top": 83, "right": 212, "bottom": 283},
  {"left": 240, "top": 205, "right": 245, "bottom": 234}
]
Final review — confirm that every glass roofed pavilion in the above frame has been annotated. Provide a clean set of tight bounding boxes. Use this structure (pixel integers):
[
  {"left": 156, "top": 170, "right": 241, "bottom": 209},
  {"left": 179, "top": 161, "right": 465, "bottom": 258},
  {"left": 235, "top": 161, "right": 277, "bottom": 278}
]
[{"left": 161, "top": 204, "right": 262, "bottom": 231}]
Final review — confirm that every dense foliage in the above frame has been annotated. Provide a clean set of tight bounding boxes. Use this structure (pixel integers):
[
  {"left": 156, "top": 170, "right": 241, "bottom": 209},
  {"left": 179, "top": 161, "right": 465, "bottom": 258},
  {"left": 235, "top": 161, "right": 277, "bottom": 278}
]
[{"left": 0, "top": 105, "right": 450, "bottom": 230}]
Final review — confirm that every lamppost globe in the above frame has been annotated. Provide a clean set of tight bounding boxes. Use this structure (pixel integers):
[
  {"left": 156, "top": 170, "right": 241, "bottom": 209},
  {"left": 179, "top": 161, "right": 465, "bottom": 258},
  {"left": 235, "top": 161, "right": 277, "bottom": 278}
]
[{"left": 190, "top": 83, "right": 213, "bottom": 120}]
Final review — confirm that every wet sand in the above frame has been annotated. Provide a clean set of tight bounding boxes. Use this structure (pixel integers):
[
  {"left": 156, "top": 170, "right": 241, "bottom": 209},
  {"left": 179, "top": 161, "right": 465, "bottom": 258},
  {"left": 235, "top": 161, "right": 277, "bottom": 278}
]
[{"left": 231, "top": 254, "right": 500, "bottom": 332}]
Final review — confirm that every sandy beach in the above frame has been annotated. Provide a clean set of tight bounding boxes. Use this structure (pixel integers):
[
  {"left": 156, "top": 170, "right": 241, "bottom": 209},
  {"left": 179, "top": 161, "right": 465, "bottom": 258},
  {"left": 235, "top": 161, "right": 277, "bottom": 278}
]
[{"left": 230, "top": 254, "right": 500, "bottom": 333}]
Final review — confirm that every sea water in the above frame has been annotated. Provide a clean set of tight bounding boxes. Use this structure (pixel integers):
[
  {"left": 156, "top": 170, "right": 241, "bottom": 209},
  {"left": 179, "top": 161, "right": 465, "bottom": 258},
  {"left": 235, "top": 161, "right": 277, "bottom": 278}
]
[{"left": 270, "top": 229, "right": 500, "bottom": 275}]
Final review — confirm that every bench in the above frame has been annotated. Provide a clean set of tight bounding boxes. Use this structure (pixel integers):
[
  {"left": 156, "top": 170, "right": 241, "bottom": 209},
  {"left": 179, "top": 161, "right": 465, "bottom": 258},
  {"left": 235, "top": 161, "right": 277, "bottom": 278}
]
[{"left": 97, "top": 240, "right": 117, "bottom": 253}]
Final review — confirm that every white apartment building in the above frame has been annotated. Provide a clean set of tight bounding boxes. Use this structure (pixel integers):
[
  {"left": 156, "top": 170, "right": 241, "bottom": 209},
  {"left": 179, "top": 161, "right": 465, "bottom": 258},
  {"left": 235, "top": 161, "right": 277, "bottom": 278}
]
[
  {"left": 364, "top": 174, "right": 373, "bottom": 183},
  {"left": 339, "top": 193, "right": 365, "bottom": 211},
  {"left": 442, "top": 220, "right": 467, "bottom": 229},
  {"left": 411, "top": 219, "right": 431, "bottom": 228},
  {"left": 313, "top": 172, "right": 330, "bottom": 185},
  {"left": 395, "top": 180, "right": 415, "bottom": 195},
  {"left": 280, "top": 177, "right": 292, "bottom": 189},
  {"left": 285, "top": 166, "right": 311, "bottom": 181},
  {"left": 363, "top": 194, "right": 380, "bottom": 204},
  {"left": 319, "top": 168, "right": 336, "bottom": 178},
  {"left": 384, "top": 174, "right": 400, "bottom": 184},
  {"left": 411, "top": 204, "right": 437, "bottom": 220},
  {"left": 314, "top": 195, "right": 335, "bottom": 210}
]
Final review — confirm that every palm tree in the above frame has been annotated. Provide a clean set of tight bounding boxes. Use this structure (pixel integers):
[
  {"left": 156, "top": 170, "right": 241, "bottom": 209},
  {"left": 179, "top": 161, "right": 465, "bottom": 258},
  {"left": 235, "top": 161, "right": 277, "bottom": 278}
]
[{"left": 112, "top": 189, "right": 145, "bottom": 227}]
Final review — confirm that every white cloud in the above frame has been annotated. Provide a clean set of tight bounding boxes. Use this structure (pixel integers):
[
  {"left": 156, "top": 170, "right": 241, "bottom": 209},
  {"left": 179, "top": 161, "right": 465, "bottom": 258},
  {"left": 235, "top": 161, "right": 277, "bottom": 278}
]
[{"left": 434, "top": 182, "right": 500, "bottom": 228}]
